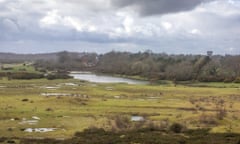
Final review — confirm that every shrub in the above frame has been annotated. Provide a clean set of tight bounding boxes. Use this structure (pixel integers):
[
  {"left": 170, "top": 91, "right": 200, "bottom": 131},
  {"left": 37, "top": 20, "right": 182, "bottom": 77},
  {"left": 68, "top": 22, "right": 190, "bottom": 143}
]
[
  {"left": 169, "top": 123, "right": 184, "bottom": 133},
  {"left": 45, "top": 108, "right": 53, "bottom": 111},
  {"left": 0, "top": 137, "right": 6, "bottom": 143},
  {"left": 223, "top": 77, "right": 234, "bottom": 83},
  {"left": 79, "top": 127, "right": 106, "bottom": 136},
  {"left": 9, "top": 72, "right": 44, "bottom": 80},
  {"left": 114, "top": 115, "right": 131, "bottom": 130},
  {"left": 144, "top": 121, "right": 162, "bottom": 131},
  {"left": 46, "top": 73, "right": 72, "bottom": 80},
  {"left": 2, "top": 67, "right": 13, "bottom": 70},
  {"left": 199, "top": 114, "right": 218, "bottom": 125},
  {"left": 197, "top": 75, "right": 224, "bottom": 82},
  {"left": 234, "top": 77, "right": 240, "bottom": 83},
  {"left": 216, "top": 108, "right": 227, "bottom": 120},
  {"left": 215, "top": 99, "right": 227, "bottom": 120},
  {"left": 0, "top": 72, "right": 7, "bottom": 77},
  {"left": 21, "top": 99, "right": 29, "bottom": 102}
]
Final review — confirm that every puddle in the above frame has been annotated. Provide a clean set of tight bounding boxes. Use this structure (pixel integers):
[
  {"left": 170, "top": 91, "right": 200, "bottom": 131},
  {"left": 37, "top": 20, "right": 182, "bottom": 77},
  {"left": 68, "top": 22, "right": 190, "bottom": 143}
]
[
  {"left": 131, "top": 116, "right": 145, "bottom": 122},
  {"left": 32, "top": 116, "right": 40, "bottom": 120},
  {"left": 114, "top": 96, "right": 121, "bottom": 99},
  {"left": 19, "top": 120, "right": 38, "bottom": 125},
  {"left": 24, "top": 128, "right": 57, "bottom": 133},
  {"left": 65, "top": 83, "right": 77, "bottom": 86},
  {"left": 42, "top": 86, "right": 60, "bottom": 89},
  {"left": 41, "top": 93, "right": 71, "bottom": 96}
]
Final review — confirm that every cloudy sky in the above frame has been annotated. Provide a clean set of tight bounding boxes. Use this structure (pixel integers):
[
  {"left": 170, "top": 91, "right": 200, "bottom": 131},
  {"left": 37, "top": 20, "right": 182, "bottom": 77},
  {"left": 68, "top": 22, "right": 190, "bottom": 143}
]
[{"left": 0, "top": 0, "right": 239, "bottom": 54}]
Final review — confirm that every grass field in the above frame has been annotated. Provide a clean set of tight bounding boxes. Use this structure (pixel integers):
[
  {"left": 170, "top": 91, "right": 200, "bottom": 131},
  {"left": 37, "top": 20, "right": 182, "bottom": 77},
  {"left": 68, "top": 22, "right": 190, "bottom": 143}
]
[
  {"left": 0, "top": 63, "right": 38, "bottom": 73},
  {"left": 0, "top": 78, "right": 240, "bottom": 140}
]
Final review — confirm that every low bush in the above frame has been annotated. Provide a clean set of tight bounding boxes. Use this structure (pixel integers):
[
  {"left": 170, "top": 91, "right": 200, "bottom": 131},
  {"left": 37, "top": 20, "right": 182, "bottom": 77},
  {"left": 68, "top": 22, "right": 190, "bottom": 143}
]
[
  {"left": 2, "top": 67, "right": 13, "bottom": 71},
  {"left": 75, "top": 126, "right": 106, "bottom": 136},
  {"left": 234, "top": 77, "right": 240, "bottom": 83},
  {"left": 114, "top": 115, "right": 131, "bottom": 130},
  {"left": 0, "top": 72, "right": 7, "bottom": 77},
  {"left": 169, "top": 123, "right": 184, "bottom": 133},
  {"left": 18, "top": 128, "right": 240, "bottom": 144},
  {"left": 199, "top": 114, "right": 218, "bottom": 125},
  {"left": 8, "top": 72, "right": 44, "bottom": 80},
  {"left": 46, "top": 73, "right": 72, "bottom": 80}
]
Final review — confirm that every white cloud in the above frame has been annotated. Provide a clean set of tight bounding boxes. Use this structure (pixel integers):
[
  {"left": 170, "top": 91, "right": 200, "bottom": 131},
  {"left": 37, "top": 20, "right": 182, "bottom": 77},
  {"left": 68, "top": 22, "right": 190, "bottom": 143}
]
[
  {"left": 64, "top": 17, "right": 84, "bottom": 31},
  {"left": 161, "top": 22, "right": 173, "bottom": 31},
  {"left": 123, "top": 16, "right": 134, "bottom": 34},
  {"left": 228, "top": 47, "right": 235, "bottom": 51},
  {"left": 189, "top": 29, "right": 201, "bottom": 35},
  {"left": 40, "top": 9, "right": 97, "bottom": 32},
  {"left": 40, "top": 9, "right": 61, "bottom": 26}
]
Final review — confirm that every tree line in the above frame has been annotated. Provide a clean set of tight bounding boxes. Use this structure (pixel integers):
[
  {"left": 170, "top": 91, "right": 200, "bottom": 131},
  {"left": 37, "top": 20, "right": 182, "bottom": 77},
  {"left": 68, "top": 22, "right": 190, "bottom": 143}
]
[{"left": 33, "top": 51, "right": 240, "bottom": 82}]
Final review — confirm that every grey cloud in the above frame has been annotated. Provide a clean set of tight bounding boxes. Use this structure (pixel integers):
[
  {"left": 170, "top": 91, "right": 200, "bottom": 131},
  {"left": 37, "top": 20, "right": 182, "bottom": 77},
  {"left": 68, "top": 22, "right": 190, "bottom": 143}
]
[
  {"left": 0, "top": 18, "right": 20, "bottom": 40},
  {"left": 111, "top": 0, "right": 211, "bottom": 16},
  {"left": 1, "top": 18, "right": 20, "bottom": 32},
  {"left": 0, "top": 0, "right": 239, "bottom": 55}
]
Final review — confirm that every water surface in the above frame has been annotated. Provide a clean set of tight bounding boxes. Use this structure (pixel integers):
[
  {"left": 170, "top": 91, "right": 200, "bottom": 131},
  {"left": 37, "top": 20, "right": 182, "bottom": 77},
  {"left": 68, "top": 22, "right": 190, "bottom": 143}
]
[
  {"left": 70, "top": 72, "right": 147, "bottom": 84},
  {"left": 131, "top": 116, "right": 145, "bottom": 121}
]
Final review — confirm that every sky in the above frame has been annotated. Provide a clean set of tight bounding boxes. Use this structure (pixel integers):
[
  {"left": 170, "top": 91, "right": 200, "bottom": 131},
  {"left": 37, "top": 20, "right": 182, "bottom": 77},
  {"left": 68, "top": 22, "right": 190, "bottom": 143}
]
[{"left": 0, "top": 0, "right": 239, "bottom": 55}]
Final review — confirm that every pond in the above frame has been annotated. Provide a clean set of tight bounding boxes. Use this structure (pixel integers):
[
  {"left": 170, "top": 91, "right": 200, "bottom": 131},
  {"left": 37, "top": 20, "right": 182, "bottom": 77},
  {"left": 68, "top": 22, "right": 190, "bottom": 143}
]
[
  {"left": 70, "top": 72, "right": 148, "bottom": 84},
  {"left": 131, "top": 116, "right": 145, "bottom": 122},
  {"left": 24, "top": 128, "right": 57, "bottom": 133}
]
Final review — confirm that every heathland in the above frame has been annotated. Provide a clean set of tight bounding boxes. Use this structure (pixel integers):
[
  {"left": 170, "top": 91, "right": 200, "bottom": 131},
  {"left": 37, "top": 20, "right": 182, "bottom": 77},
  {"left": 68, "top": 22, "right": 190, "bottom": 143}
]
[{"left": 0, "top": 52, "right": 240, "bottom": 143}]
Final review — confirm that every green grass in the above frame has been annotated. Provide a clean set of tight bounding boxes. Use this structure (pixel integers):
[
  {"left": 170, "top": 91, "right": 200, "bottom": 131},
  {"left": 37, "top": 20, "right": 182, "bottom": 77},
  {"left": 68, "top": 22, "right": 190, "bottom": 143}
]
[
  {"left": 179, "top": 81, "right": 240, "bottom": 88},
  {"left": 0, "top": 63, "right": 39, "bottom": 73},
  {"left": 0, "top": 78, "right": 240, "bottom": 138}
]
